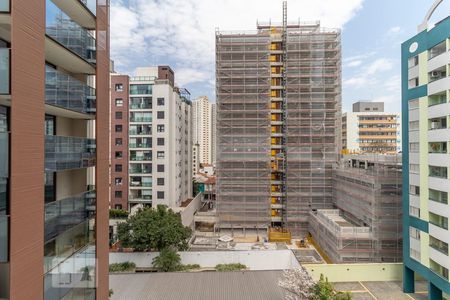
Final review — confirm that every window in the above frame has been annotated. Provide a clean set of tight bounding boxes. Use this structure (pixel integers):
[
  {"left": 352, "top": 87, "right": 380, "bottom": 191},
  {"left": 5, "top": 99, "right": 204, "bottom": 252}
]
[
  {"left": 115, "top": 151, "right": 123, "bottom": 159},
  {"left": 115, "top": 164, "right": 123, "bottom": 172},
  {"left": 157, "top": 178, "right": 165, "bottom": 186},
  {"left": 115, "top": 84, "right": 123, "bottom": 92},
  {"left": 157, "top": 125, "right": 165, "bottom": 132},
  {"left": 409, "top": 185, "right": 420, "bottom": 195},
  {"left": 429, "top": 189, "right": 448, "bottom": 204},
  {"left": 429, "top": 235, "right": 448, "bottom": 255},
  {"left": 408, "top": 56, "right": 418, "bottom": 68},
  {"left": 157, "top": 138, "right": 165, "bottom": 146},
  {"left": 409, "top": 121, "right": 419, "bottom": 131},
  {"left": 157, "top": 164, "right": 165, "bottom": 172},
  {"left": 45, "top": 115, "right": 56, "bottom": 135},
  {"left": 115, "top": 191, "right": 122, "bottom": 198},
  {"left": 157, "top": 111, "right": 165, "bottom": 119},
  {"left": 157, "top": 98, "right": 165, "bottom": 106},
  {"left": 430, "top": 259, "right": 449, "bottom": 280},
  {"left": 410, "top": 248, "right": 421, "bottom": 261},
  {"left": 115, "top": 138, "right": 123, "bottom": 146},
  {"left": 409, "top": 164, "right": 419, "bottom": 174},
  {"left": 428, "top": 142, "right": 447, "bottom": 154},
  {"left": 429, "top": 212, "right": 448, "bottom": 230},
  {"left": 429, "top": 166, "right": 447, "bottom": 178},
  {"left": 157, "top": 151, "right": 165, "bottom": 159},
  {"left": 157, "top": 191, "right": 164, "bottom": 199},
  {"left": 429, "top": 117, "right": 447, "bottom": 130},
  {"left": 115, "top": 178, "right": 123, "bottom": 185},
  {"left": 130, "top": 84, "right": 152, "bottom": 95},
  {"left": 115, "top": 125, "right": 123, "bottom": 132},
  {"left": 428, "top": 41, "right": 446, "bottom": 60},
  {"left": 409, "top": 205, "right": 420, "bottom": 218},
  {"left": 409, "top": 142, "right": 419, "bottom": 153},
  {"left": 115, "top": 112, "right": 123, "bottom": 119},
  {"left": 409, "top": 99, "right": 419, "bottom": 110},
  {"left": 114, "top": 204, "right": 122, "bottom": 210},
  {"left": 410, "top": 227, "right": 420, "bottom": 240},
  {"left": 408, "top": 77, "right": 419, "bottom": 89},
  {"left": 115, "top": 98, "right": 123, "bottom": 107}
]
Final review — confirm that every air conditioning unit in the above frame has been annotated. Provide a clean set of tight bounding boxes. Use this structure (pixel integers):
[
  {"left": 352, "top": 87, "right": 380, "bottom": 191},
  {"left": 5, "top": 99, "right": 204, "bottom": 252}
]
[{"left": 431, "top": 71, "right": 440, "bottom": 77}]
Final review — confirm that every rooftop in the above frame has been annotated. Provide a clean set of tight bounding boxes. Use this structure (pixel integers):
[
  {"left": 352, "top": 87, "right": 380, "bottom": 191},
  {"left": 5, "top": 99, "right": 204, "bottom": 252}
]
[{"left": 109, "top": 272, "right": 428, "bottom": 300}]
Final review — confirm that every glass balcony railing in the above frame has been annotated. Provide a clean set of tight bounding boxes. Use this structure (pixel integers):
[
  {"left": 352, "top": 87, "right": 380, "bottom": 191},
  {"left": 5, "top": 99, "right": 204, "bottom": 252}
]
[
  {"left": 44, "top": 190, "right": 96, "bottom": 243},
  {"left": 0, "top": 0, "right": 9, "bottom": 12},
  {"left": 80, "top": 0, "right": 96, "bottom": 16},
  {"left": 46, "top": 0, "right": 96, "bottom": 63},
  {"left": 44, "top": 244, "right": 96, "bottom": 299},
  {"left": 46, "top": 65, "right": 96, "bottom": 114},
  {"left": 45, "top": 135, "right": 96, "bottom": 172},
  {"left": 0, "top": 215, "right": 8, "bottom": 262},
  {"left": 0, "top": 48, "right": 10, "bottom": 95}
]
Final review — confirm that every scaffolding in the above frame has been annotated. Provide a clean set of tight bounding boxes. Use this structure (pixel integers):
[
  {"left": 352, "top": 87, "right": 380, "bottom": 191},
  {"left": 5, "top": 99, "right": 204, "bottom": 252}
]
[
  {"left": 309, "top": 154, "right": 403, "bottom": 263},
  {"left": 216, "top": 2, "right": 341, "bottom": 235}
]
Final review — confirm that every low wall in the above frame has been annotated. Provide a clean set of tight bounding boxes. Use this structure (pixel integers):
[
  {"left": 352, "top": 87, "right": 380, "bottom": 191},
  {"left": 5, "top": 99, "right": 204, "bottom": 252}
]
[
  {"left": 110, "top": 250, "right": 300, "bottom": 270},
  {"left": 304, "top": 263, "right": 404, "bottom": 282},
  {"left": 172, "top": 192, "right": 203, "bottom": 228}
]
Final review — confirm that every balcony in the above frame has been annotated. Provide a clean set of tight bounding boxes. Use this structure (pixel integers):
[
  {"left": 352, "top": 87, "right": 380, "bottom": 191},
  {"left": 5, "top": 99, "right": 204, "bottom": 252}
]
[
  {"left": 45, "top": 65, "right": 96, "bottom": 114},
  {"left": 129, "top": 164, "right": 152, "bottom": 174},
  {"left": 0, "top": 48, "right": 9, "bottom": 95},
  {"left": 0, "top": 0, "right": 9, "bottom": 12},
  {"left": 0, "top": 215, "right": 8, "bottom": 262},
  {"left": 45, "top": 135, "right": 96, "bottom": 172},
  {"left": 46, "top": 0, "right": 96, "bottom": 64},
  {"left": 44, "top": 190, "right": 96, "bottom": 243}
]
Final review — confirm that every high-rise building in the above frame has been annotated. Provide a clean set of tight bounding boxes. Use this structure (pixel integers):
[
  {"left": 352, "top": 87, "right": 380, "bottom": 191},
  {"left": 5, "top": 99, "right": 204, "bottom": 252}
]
[
  {"left": 309, "top": 154, "right": 403, "bottom": 263},
  {"left": 342, "top": 101, "right": 402, "bottom": 154},
  {"left": 402, "top": 2, "right": 450, "bottom": 298},
  {"left": 192, "top": 96, "right": 214, "bottom": 174},
  {"left": 111, "top": 74, "right": 130, "bottom": 210},
  {"left": 109, "top": 66, "right": 193, "bottom": 211},
  {"left": 216, "top": 3, "right": 341, "bottom": 235},
  {"left": 211, "top": 103, "right": 217, "bottom": 165},
  {"left": 0, "top": 0, "right": 110, "bottom": 299}
]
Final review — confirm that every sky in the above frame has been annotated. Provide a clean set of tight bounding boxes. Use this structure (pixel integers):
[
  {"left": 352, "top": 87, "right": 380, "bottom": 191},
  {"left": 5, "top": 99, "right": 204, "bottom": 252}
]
[{"left": 110, "top": 0, "right": 450, "bottom": 113}]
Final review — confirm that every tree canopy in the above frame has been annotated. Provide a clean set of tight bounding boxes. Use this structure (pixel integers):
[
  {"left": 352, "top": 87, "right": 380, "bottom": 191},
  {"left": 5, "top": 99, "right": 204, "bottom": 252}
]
[{"left": 117, "top": 205, "right": 192, "bottom": 251}]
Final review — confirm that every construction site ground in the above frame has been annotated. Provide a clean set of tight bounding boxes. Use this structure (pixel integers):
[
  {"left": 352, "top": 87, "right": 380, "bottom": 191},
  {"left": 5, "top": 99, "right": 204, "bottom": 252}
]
[{"left": 333, "top": 281, "right": 428, "bottom": 300}]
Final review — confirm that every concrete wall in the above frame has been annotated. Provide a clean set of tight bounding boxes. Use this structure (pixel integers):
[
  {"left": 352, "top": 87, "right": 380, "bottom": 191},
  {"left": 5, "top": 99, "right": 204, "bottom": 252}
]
[
  {"left": 173, "top": 192, "right": 202, "bottom": 228},
  {"left": 110, "top": 250, "right": 300, "bottom": 270},
  {"left": 304, "top": 263, "right": 405, "bottom": 282}
]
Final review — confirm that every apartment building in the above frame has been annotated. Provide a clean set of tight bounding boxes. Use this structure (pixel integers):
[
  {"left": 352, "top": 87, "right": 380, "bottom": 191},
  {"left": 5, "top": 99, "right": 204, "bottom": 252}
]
[
  {"left": 216, "top": 3, "right": 341, "bottom": 236},
  {"left": 192, "top": 96, "right": 213, "bottom": 174},
  {"left": 309, "top": 154, "right": 402, "bottom": 263},
  {"left": 402, "top": 3, "right": 450, "bottom": 298},
  {"left": 0, "top": 0, "right": 109, "bottom": 299},
  {"left": 342, "top": 101, "right": 401, "bottom": 154},
  {"left": 111, "top": 74, "right": 129, "bottom": 210},
  {"left": 110, "top": 66, "right": 193, "bottom": 211}
]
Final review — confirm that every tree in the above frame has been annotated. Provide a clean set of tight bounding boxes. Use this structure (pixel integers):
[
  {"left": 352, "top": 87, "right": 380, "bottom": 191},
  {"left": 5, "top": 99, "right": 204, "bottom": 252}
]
[
  {"left": 278, "top": 267, "right": 315, "bottom": 300},
  {"left": 117, "top": 205, "right": 192, "bottom": 251},
  {"left": 152, "top": 247, "right": 182, "bottom": 272},
  {"left": 311, "top": 274, "right": 334, "bottom": 300}
]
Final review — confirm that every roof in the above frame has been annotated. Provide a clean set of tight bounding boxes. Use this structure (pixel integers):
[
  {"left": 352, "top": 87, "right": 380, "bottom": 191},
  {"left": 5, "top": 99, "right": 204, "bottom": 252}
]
[{"left": 110, "top": 271, "right": 285, "bottom": 300}]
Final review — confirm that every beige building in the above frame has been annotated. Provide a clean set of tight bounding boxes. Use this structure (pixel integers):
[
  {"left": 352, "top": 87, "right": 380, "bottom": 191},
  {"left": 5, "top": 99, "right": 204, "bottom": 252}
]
[
  {"left": 342, "top": 101, "right": 401, "bottom": 154},
  {"left": 192, "top": 96, "right": 215, "bottom": 174}
]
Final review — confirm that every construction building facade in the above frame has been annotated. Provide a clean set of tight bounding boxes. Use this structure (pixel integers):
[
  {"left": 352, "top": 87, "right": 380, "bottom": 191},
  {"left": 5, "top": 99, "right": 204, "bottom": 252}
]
[
  {"left": 216, "top": 3, "right": 341, "bottom": 235},
  {"left": 309, "top": 154, "right": 403, "bottom": 263},
  {"left": 342, "top": 101, "right": 402, "bottom": 154}
]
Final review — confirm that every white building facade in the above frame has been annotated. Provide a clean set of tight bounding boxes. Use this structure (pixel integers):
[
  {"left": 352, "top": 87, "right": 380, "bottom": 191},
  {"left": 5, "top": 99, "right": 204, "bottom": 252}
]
[
  {"left": 129, "top": 67, "right": 193, "bottom": 209},
  {"left": 192, "top": 96, "right": 215, "bottom": 173}
]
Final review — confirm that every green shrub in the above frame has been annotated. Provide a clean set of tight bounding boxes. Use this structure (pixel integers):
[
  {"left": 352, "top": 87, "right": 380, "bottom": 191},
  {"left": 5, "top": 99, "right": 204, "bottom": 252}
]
[
  {"left": 152, "top": 248, "right": 182, "bottom": 272},
  {"left": 109, "top": 261, "right": 136, "bottom": 272},
  {"left": 178, "top": 264, "right": 201, "bottom": 271},
  {"left": 109, "top": 209, "right": 129, "bottom": 219},
  {"left": 215, "top": 263, "right": 247, "bottom": 272}
]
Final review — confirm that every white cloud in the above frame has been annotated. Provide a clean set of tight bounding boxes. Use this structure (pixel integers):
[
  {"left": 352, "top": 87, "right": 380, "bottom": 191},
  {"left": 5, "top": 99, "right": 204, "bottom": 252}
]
[
  {"left": 346, "top": 60, "right": 362, "bottom": 67},
  {"left": 366, "top": 58, "right": 394, "bottom": 75},
  {"left": 344, "top": 58, "right": 395, "bottom": 88},
  {"left": 111, "top": 0, "right": 365, "bottom": 93},
  {"left": 386, "top": 26, "right": 401, "bottom": 35}
]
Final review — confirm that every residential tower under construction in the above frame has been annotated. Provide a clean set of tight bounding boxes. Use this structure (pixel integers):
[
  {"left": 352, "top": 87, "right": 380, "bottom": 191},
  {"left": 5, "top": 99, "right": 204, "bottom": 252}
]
[{"left": 216, "top": 3, "right": 341, "bottom": 236}]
